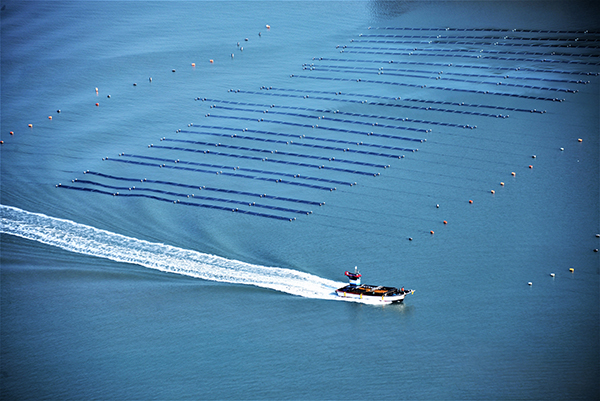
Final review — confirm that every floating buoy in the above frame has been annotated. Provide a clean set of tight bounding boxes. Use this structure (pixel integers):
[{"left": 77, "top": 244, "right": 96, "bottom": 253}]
[
  {"left": 550, "top": 273, "right": 555, "bottom": 277},
  {"left": 57, "top": 110, "right": 61, "bottom": 113},
  {"left": 408, "top": 237, "right": 413, "bottom": 241},
  {"left": 107, "top": 95, "right": 111, "bottom": 98},
  {"left": 596, "top": 234, "right": 600, "bottom": 238},
  {"left": 48, "top": 116, "right": 52, "bottom": 120},
  {"left": 511, "top": 172, "right": 516, "bottom": 176},
  {"left": 133, "top": 83, "right": 137, "bottom": 86},
  {"left": 209, "top": 60, "right": 213, "bottom": 63},
  {"left": 95, "top": 87, "right": 98, "bottom": 93},
  {"left": 172, "top": 69, "right": 176, "bottom": 72},
  {"left": 266, "top": 24, "right": 270, "bottom": 29},
  {"left": 28, "top": 124, "right": 32, "bottom": 127},
  {"left": 10, "top": 131, "right": 14, "bottom": 135},
  {"left": 436, "top": 204, "right": 439, "bottom": 208},
  {"left": 95, "top": 103, "right": 99, "bottom": 106},
  {"left": 430, "top": 230, "right": 434, "bottom": 235},
  {"left": 529, "top": 165, "right": 533, "bottom": 169},
  {"left": 469, "top": 200, "right": 473, "bottom": 204},
  {"left": 569, "top": 268, "right": 574, "bottom": 272},
  {"left": 491, "top": 189, "right": 495, "bottom": 194},
  {"left": 577, "top": 138, "right": 583, "bottom": 142},
  {"left": 528, "top": 282, "right": 532, "bottom": 286},
  {"left": 149, "top": 77, "right": 152, "bottom": 82},
  {"left": 500, "top": 182, "right": 504, "bottom": 186},
  {"left": 560, "top": 147, "right": 564, "bottom": 151},
  {"left": 443, "top": 220, "right": 447, "bottom": 225},
  {"left": 594, "top": 248, "right": 599, "bottom": 253},
  {"left": 532, "top": 155, "right": 536, "bottom": 159},
  {"left": 191, "top": 63, "right": 195, "bottom": 66},
  {"left": 0, "top": 141, "right": 3, "bottom": 145}
]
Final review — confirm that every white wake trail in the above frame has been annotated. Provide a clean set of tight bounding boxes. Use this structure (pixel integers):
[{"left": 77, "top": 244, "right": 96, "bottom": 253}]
[{"left": 1, "top": 205, "right": 343, "bottom": 300}]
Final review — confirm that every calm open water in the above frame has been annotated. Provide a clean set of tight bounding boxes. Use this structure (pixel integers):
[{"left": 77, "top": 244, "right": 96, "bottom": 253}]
[{"left": 1, "top": 1, "right": 599, "bottom": 400}]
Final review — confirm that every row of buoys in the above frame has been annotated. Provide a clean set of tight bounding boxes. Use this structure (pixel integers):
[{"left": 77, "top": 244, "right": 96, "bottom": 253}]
[
  {"left": 366, "top": 27, "right": 599, "bottom": 35},
  {"left": 242, "top": 86, "right": 546, "bottom": 115},
  {"left": 291, "top": 74, "right": 565, "bottom": 102},
  {"left": 205, "top": 113, "right": 426, "bottom": 142},
  {"left": 341, "top": 47, "right": 600, "bottom": 67},
  {"left": 59, "top": 183, "right": 296, "bottom": 221},
  {"left": 319, "top": 56, "right": 598, "bottom": 77},
  {"left": 315, "top": 62, "right": 587, "bottom": 86},
  {"left": 109, "top": 155, "right": 340, "bottom": 191},
  {"left": 83, "top": 171, "right": 325, "bottom": 206},
  {"left": 529, "top": 268, "right": 581, "bottom": 285},
  {"left": 308, "top": 65, "right": 577, "bottom": 93},
  {"left": 182, "top": 125, "right": 414, "bottom": 153},
  {"left": 345, "top": 44, "right": 599, "bottom": 62},
  {"left": 354, "top": 38, "right": 600, "bottom": 53},
  {"left": 167, "top": 134, "right": 405, "bottom": 159},
  {"left": 210, "top": 102, "right": 450, "bottom": 131},
  {"left": 151, "top": 143, "right": 381, "bottom": 175}
]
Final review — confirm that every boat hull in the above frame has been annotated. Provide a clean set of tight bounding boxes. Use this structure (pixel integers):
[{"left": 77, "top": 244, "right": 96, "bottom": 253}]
[{"left": 335, "top": 284, "right": 412, "bottom": 304}]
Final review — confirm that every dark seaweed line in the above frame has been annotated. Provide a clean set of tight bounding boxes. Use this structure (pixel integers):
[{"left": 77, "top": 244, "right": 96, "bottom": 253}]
[
  {"left": 368, "top": 27, "right": 599, "bottom": 35},
  {"left": 56, "top": 185, "right": 295, "bottom": 221},
  {"left": 356, "top": 34, "right": 600, "bottom": 42},
  {"left": 313, "top": 63, "right": 589, "bottom": 85},
  {"left": 181, "top": 126, "right": 419, "bottom": 151},
  {"left": 204, "top": 114, "right": 429, "bottom": 141},
  {"left": 203, "top": 96, "right": 451, "bottom": 121},
  {"left": 358, "top": 33, "right": 600, "bottom": 42},
  {"left": 255, "top": 87, "right": 548, "bottom": 113},
  {"left": 122, "top": 153, "right": 354, "bottom": 186},
  {"left": 146, "top": 145, "right": 383, "bottom": 176},
  {"left": 64, "top": 179, "right": 313, "bottom": 215},
  {"left": 210, "top": 103, "right": 471, "bottom": 129},
  {"left": 205, "top": 108, "right": 433, "bottom": 133},
  {"left": 83, "top": 171, "right": 325, "bottom": 206},
  {"left": 342, "top": 49, "right": 600, "bottom": 66},
  {"left": 239, "top": 89, "right": 535, "bottom": 116},
  {"left": 165, "top": 137, "right": 405, "bottom": 160},
  {"left": 306, "top": 66, "right": 577, "bottom": 93},
  {"left": 346, "top": 39, "right": 598, "bottom": 57},
  {"left": 318, "top": 57, "right": 600, "bottom": 76},
  {"left": 105, "top": 157, "right": 340, "bottom": 191},
  {"left": 153, "top": 142, "right": 389, "bottom": 168},
  {"left": 352, "top": 38, "right": 600, "bottom": 50},
  {"left": 290, "top": 75, "right": 566, "bottom": 102}
]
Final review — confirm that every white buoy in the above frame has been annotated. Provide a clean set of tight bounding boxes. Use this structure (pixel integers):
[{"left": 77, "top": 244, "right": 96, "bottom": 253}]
[
  {"left": 550, "top": 273, "right": 555, "bottom": 277},
  {"left": 528, "top": 282, "right": 533, "bottom": 286}
]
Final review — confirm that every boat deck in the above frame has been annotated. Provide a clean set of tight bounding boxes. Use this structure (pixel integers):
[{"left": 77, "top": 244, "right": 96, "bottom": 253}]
[{"left": 336, "top": 284, "right": 405, "bottom": 297}]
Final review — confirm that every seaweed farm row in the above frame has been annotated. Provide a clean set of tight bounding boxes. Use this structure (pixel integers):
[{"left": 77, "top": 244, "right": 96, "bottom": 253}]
[{"left": 57, "top": 26, "right": 598, "bottom": 223}]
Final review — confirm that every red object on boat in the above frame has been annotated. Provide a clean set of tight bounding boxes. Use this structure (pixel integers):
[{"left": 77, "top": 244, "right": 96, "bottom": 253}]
[{"left": 344, "top": 271, "right": 362, "bottom": 280}]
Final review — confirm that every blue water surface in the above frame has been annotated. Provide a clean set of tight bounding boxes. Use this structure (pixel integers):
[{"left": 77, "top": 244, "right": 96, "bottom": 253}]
[{"left": 1, "top": 1, "right": 599, "bottom": 400}]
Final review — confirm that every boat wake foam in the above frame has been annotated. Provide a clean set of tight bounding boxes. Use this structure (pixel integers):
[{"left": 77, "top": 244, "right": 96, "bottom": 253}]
[{"left": 1, "top": 205, "right": 344, "bottom": 300}]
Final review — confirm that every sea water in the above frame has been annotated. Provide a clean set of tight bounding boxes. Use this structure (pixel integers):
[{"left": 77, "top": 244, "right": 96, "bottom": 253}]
[{"left": 1, "top": 1, "right": 599, "bottom": 400}]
